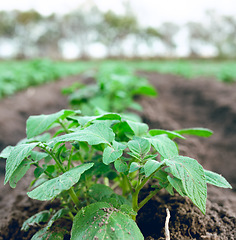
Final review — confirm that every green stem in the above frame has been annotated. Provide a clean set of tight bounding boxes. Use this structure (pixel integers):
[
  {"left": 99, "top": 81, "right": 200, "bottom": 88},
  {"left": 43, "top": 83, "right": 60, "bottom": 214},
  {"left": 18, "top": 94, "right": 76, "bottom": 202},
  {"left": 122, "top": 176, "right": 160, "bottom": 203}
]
[
  {"left": 67, "top": 146, "right": 75, "bottom": 170},
  {"left": 40, "top": 145, "right": 80, "bottom": 209},
  {"left": 59, "top": 119, "right": 70, "bottom": 134},
  {"left": 68, "top": 188, "right": 80, "bottom": 209},
  {"left": 137, "top": 187, "right": 161, "bottom": 212}
]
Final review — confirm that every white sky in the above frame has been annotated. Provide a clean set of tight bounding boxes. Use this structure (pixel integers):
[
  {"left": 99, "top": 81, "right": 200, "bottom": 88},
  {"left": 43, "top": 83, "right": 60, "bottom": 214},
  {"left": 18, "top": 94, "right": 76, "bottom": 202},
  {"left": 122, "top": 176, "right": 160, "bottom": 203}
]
[{"left": 0, "top": 0, "right": 235, "bottom": 26}]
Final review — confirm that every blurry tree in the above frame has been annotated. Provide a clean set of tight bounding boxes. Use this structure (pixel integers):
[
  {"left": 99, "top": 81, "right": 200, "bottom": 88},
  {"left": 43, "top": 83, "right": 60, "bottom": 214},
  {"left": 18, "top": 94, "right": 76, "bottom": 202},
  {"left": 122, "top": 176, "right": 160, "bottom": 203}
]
[
  {"left": 205, "top": 10, "right": 236, "bottom": 58},
  {"left": 159, "top": 22, "right": 179, "bottom": 56},
  {"left": 62, "top": 7, "right": 101, "bottom": 59},
  {"left": 186, "top": 21, "right": 209, "bottom": 57},
  {"left": 14, "top": 10, "right": 42, "bottom": 58},
  {"left": 98, "top": 10, "right": 138, "bottom": 57},
  {"left": 36, "top": 14, "right": 62, "bottom": 59}
]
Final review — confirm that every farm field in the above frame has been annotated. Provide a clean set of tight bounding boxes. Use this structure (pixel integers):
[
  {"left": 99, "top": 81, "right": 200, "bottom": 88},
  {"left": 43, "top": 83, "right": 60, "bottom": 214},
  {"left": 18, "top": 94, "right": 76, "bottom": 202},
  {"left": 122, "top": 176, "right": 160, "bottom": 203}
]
[
  {"left": 0, "top": 59, "right": 236, "bottom": 99},
  {"left": 0, "top": 61, "right": 235, "bottom": 239}
]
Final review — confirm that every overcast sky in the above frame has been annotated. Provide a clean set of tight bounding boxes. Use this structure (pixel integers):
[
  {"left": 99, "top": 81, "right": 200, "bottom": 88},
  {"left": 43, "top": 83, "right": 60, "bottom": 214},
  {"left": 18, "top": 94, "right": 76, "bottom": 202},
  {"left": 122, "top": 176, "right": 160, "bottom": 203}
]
[{"left": 0, "top": 0, "right": 236, "bottom": 26}]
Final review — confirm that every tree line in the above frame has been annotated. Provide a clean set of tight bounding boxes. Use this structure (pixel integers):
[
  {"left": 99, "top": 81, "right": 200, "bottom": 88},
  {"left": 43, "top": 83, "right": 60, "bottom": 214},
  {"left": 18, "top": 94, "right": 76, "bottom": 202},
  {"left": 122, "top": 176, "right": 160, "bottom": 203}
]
[{"left": 0, "top": 7, "right": 235, "bottom": 59}]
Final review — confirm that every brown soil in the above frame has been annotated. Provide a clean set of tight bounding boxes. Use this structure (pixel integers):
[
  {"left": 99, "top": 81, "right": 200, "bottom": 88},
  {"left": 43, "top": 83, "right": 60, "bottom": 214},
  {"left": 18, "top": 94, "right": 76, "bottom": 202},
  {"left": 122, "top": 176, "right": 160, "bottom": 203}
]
[{"left": 0, "top": 72, "right": 235, "bottom": 239}]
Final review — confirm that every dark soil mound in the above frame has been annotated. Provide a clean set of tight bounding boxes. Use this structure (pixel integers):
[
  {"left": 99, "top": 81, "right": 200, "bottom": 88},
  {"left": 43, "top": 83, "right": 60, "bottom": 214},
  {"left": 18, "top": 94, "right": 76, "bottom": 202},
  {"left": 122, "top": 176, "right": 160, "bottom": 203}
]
[{"left": 0, "top": 72, "right": 235, "bottom": 240}]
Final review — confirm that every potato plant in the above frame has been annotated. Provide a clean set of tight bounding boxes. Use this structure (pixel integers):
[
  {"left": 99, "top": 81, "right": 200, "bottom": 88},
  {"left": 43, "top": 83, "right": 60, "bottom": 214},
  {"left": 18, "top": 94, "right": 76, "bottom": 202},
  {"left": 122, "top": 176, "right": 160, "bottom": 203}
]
[
  {"left": 63, "top": 65, "right": 157, "bottom": 117},
  {"left": 1, "top": 109, "right": 232, "bottom": 240}
]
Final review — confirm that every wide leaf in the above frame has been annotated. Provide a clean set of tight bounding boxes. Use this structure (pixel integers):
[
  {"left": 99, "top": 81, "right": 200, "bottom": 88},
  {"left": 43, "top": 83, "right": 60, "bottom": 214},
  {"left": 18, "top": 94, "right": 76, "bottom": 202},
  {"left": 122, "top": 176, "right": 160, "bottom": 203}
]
[
  {"left": 71, "top": 202, "right": 144, "bottom": 240},
  {"left": 26, "top": 109, "right": 75, "bottom": 138},
  {"left": 144, "top": 159, "right": 164, "bottom": 177},
  {"left": 165, "top": 156, "right": 207, "bottom": 214},
  {"left": 48, "top": 122, "right": 115, "bottom": 147},
  {"left": 4, "top": 142, "right": 38, "bottom": 184},
  {"left": 149, "top": 135, "right": 178, "bottom": 159},
  {"left": 27, "top": 163, "right": 93, "bottom": 201},
  {"left": 128, "top": 137, "right": 151, "bottom": 159}
]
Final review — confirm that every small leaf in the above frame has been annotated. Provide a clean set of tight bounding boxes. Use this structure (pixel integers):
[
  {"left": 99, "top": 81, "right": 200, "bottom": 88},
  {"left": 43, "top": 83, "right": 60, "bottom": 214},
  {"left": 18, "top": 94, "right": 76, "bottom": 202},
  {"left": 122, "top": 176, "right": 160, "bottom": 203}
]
[
  {"left": 48, "top": 122, "right": 115, "bottom": 147},
  {"left": 21, "top": 210, "right": 51, "bottom": 231},
  {"left": 165, "top": 156, "right": 207, "bottom": 214},
  {"left": 204, "top": 170, "right": 232, "bottom": 189},
  {"left": 9, "top": 159, "right": 31, "bottom": 188},
  {"left": 128, "top": 137, "right": 151, "bottom": 158},
  {"left": 114, "top": 159, "right": 128, "bottom": 172},
  {"left": 31, "top": 227, "right": 65, "bottom": 240},
  {"left": 26, "top": 109, "right": 75, "bottom": 138},
  {"left": 149, "top": 135, "right": 179, "bottom": 159},
  {"left": 126, "top": 120, "right": 149, "bottom": 137},
  {"left": 120, "top": 204, "right": 137, "bottom": 216},
  {"left": 30, "top": 151, "right": 48, "bottom": 162},
  {"left": 0, "top": 146, "right": 14, "bottom": 159},
  {"left": 129, "top": 162, "right": 141, "bottom": 173},
  {"left": 149, "top": 129, "right": 185, "bottom": 140},
  {"left": 175, "top": 128, "right": 213, "bottom": 138},
  {"left": 144, "top": 160, "right": 164, "bottom": 177},
  {"left": 88, "top": 184, "right": 114, "bottom": 201},
  {"left": 47, "top": 208, "right": 69, "bottom": 229},
  {"left": 4, "top": 142, "right": 38, "bottom": 185},
  {"left": 167, "top": 176, "right": 186, "bottom": 197},
  {"left": 103, "top": 141, "right": 125, "bottom": 165},
  {"left": 71, "top": 202, "right": 144, "bottom": 240},
  {"left": 27, "top": 163, "right": 93, "bottom": 201}
]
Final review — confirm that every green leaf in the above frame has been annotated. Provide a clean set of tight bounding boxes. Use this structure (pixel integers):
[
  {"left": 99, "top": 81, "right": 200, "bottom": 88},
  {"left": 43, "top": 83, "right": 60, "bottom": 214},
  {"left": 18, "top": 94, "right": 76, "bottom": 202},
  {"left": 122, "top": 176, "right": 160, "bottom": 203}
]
[
  {"left": 88, "top": 184, "right": 114, "bottom": 201},
  {"left": 0, "top": 146, "right": 14, "bottom": 159},
  {"left": 9, "top": 159, "right": 31, "bottom": 188},
  {"left": 149, "top": 135, "right": 179, "bottom": 159},
  {"left": 129, "top": 162, "right": 141, "bottom": 173},
  {"left": 174, "top": 128, "right": 213, "bottom": 138},
  {"left": 48, "top": 122, "right": 115, "bottom": 147},
  {"left": 4, "top": 142, "right": 38, "bottom": 185},
  {"left": 30, "top": 151, "right": 48, "bottom": 162},
  {"left": 103, "top": 141, "right": 126, "bottom": 165},
  {"left": 47, "top": 208, "right": 69, "bottom": 229},
  {"left": 144, "top": 160, "right": 164, "bottom": 177},
  {"left": 165, "top": 156, "right": 207, "bottom": 214},
  {"left": 204, "top": 170, "right": 232, "bottom": 189},
  {"left": 167, "top": 176, "right": 186, "bottom": 197},
  {"left": 132, "top": 85, "right": 157, "bottom": 96},
  {"left": 27, "top": 163, "right": 93, "bottom": 201},
  {"left": 26, "top": 109, "right": 75, "bottom": 138},
  {"left": 128, "top": 137, "right": 151, "bottom": 158},
  {"left": 126, "top": 120, "right": 149, "bottom": 137},
  {"left": 114, "top": 159, "right": 128, "bottom": 172},
  {"left": 71, "top": 202, "right": 144, "bottom": 240},
  {"left": 21, "top": 210, "right": 51, "bottom": 231},
  {"left": 31, "top": 227, "right": 65, "bottom": 240},
  {"left": 149, "top": 129, "right": 185, "bottom": 140}
]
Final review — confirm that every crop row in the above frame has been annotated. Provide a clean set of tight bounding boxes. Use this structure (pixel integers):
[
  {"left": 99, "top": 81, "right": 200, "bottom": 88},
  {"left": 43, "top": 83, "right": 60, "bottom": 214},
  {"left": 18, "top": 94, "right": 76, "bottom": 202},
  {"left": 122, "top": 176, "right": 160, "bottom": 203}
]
[{"left": 1, "top": 63, "right": 232, "bottom": 239}]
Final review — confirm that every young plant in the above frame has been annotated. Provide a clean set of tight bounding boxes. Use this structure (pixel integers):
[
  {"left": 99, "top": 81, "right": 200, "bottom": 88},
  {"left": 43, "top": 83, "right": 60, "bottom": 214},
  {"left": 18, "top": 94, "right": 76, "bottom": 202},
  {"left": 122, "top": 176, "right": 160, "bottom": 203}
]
[
  {"left": 1, "top": 110, "right": 232, "bottom": 239},
  {"left": 63, "top": 65, "right": 157, "bottom": 117}
]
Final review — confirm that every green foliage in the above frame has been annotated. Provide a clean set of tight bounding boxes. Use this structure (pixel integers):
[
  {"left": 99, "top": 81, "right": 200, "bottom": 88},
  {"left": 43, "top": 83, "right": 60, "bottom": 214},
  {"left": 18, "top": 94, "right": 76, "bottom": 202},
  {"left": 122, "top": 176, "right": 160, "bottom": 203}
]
[
  {"left": 0, "top": 59, "right": 94, "bottom": 99},
  {"left": 64, "top": 64, "right": 157, "bottom": 116},
  {"left": 1, "top": 60, "right": 232, "bottom": 239},
  {"left": 71, "top": 202, "right": 143, "bottom": 240}
]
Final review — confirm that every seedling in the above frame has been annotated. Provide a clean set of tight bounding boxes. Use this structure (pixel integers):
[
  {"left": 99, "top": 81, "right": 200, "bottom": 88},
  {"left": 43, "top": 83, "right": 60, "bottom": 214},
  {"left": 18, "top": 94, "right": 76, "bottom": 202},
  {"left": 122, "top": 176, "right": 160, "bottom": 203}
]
[
  {"left": 63, "top": 65, "right": 157, "bottom": 117},
  {"left": 1, "top": 110, "right": 232, "bottom": 239}
]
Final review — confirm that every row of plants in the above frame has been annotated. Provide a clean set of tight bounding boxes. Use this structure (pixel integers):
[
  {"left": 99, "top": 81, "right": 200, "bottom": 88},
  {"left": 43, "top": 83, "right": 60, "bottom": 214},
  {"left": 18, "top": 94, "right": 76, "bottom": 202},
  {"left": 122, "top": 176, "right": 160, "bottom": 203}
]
[
  {"left": 1, "top": 59, "right": 236, "bottom": 100},
  {"left": 0, "top": 59, "right": 94, "bottom": 99},
  {"left": 115, "top": 60, "right": 236, "bottom": 83},
  {"left": 0, "top": 64, "right": 232, "bottom": 239}
]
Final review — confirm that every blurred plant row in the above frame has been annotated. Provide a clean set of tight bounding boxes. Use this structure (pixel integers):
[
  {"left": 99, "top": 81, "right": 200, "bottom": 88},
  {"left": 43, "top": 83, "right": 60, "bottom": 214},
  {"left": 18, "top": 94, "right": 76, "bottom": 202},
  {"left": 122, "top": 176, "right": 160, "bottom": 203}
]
[
  {"left": 0, "top": 7, "right": 236, "bottom": 59},
  {"left": 0, "top": 59, "right": 235, "bottom": 100},
  {"left": 0, "top": 59, "right": 95, "bottom": 98}
]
